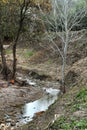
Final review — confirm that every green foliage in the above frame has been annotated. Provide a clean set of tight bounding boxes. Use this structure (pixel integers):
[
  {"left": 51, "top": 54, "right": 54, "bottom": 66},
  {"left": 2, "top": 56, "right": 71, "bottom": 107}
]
[
  {"left": 0, "top": 1, "right": 20, "bottom": 40},
  {"left": 0, "top": 0, "right": 87, "bottom": 42},
  {"left": 23, "top": 51, "right": 34, "bottom": 58},
  {"left": 76, "top": 86, "right": 87, "bottom": 102},
  {"left": 70, "top": 86, "right": 87, "bottom": 112},
  {"left": 76, "top": 88, "right": 87, "bottom": 100},
  {"left": 76, "top": 118, "right": 87, "bottom": 129},
  {"left": 5, "top": 49, "right": 12, "bottom": 54},
  {"left": 47, "top": 116, "right": 71, "bottom": 130},
  {"left": 47, "top": 116, "right": 87, "bottom": 130},
  {"left": 47, "top": 59, "right": 53, "bottom": 64},
  {"left": 46, "top": 86, "right": 87, "bottom": 130},
  {"left": 75, "top": 0, "right": 87, "bottom": 10},
  {"left": 71, "top": 104, "right": 82, "bottom": 112}
]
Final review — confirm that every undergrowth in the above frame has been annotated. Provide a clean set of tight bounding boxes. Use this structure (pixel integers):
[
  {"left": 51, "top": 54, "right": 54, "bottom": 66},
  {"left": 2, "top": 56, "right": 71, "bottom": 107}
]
[{"left": 46, "top": 85, "right": 87, "bottom": 130}]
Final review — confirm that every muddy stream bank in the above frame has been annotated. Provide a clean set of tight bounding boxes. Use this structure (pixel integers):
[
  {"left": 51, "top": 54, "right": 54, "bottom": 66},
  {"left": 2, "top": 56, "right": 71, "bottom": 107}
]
[{"left": 0, "top": 73, "right": 61, "bottom": 130}]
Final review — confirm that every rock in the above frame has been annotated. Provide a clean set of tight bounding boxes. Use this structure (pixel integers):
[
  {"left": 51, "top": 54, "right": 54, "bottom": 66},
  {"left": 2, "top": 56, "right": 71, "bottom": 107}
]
[
  {"left": 11, "top": 120, "right": 16, "bottom": 126},
  {"left": 22, "top": 116, "right": 27, "bottom": 119},
  {"left": 0, "top": 123, "right": 11, "bottom": 130},
  {"left": 52, "top": 114, "right": 62, "bottom": 123},
  {"left": 6, "top": 118, "right": 12, "bottom": 123},
  {"left": 0, "top": 123, "right": 5, "bottom": 129},
  {"left": 11, "top": 127, "right": 15, "bottom": 130},
  {"left": 16, "top": 123, "right": 20, "bottom": 128}
]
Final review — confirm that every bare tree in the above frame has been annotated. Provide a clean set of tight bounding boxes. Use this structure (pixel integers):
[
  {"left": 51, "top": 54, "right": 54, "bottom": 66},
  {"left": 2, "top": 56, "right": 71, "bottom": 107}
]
[{"left": 38, "top": 0, "right": 87, "bottom": 93}]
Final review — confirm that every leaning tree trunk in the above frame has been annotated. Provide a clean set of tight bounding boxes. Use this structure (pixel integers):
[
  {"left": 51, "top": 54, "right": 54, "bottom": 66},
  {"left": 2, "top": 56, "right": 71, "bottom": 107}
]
[
  {"left": 12, "top": 5, "right": 23, "bottom": 79},
  {"left": 12, "top": 29, "right": 20, "bottom": 80},
  {"left": 0, "top": 41, "right": 9, "bottom": 80},
  {"left": 12, "top": 16, "right": 23, "bottom": 79},
  {"left": 12, "top": 0, "right": 29, "bottom": 80}
]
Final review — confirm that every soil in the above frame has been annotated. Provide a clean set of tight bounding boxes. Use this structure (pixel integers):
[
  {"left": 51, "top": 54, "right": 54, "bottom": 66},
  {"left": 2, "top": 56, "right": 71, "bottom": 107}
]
[{"left": 0, "top": 76, "right": 44, "bottom": 123}]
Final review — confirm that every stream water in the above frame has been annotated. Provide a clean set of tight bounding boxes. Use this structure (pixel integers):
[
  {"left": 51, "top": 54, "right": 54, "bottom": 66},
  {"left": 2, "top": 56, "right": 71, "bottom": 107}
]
[
  {"left": 1, "top": 76, "right": 60, "bottom": 130},
  {"left": 21, "top": 88, "right": 60, "bottom": 123}
]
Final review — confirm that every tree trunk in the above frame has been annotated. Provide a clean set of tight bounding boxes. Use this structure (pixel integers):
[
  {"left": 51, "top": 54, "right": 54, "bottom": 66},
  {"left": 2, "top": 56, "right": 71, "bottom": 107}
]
[
  {"left": 0, "top": 41, "right": 9, "bottom": 80},
  {"left": 61, "top": 56, "right": 66, "bottom": 93},
  {"left": 12, "top": 42, "right": 17, "bottom": 79},
  {"left": 60, "top": 0, "right": 69, "bottom": 93},
  {"left": 12, "top": 29, "right": 20, "bottom": 79},
  {"left": 12, "top": 0, "right": 28, "bottom": 80}
]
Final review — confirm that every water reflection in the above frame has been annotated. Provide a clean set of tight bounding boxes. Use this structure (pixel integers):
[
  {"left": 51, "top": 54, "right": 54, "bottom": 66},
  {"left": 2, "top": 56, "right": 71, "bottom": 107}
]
[{"left": 22, "top": 88, "right": 60, "bottom": 122}]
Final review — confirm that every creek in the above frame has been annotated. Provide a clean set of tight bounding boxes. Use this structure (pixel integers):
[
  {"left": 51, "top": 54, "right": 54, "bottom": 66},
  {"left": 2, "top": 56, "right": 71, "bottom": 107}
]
[
  {"left": 21, "top": 87, "right": 60, "bottom": 123},
  {"left": 2, "top": 76, "right": 60, "bottom": 129}
]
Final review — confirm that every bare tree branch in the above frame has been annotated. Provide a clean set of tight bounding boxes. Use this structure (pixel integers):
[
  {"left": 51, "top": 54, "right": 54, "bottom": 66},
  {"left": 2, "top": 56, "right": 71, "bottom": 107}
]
[{"left": 38, "top": 0, "right": 87, "bottom": 93}]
